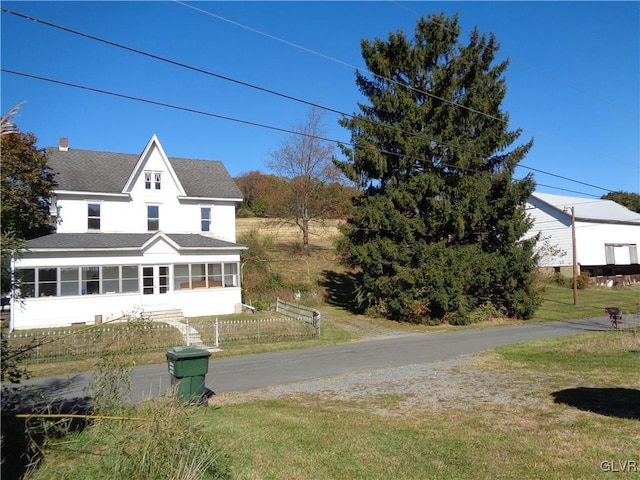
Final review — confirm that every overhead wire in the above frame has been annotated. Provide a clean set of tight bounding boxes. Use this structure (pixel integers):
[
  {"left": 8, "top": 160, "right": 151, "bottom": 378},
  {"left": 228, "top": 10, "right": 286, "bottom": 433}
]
[
  {"left": 0, "top": 7, "right": 624, "bottom": 195},
  {"left": 390, "top": 0, "right": 638, "bottom": 117},
  {"left": 0, "top": 69, "right": 338, "bottom": 142},
  {"left": 1, "top": 67, "right": 612, "bottom": 200},
  {"left": 173, "top": 0, "right": 506, "bottom": 125},
  {"left": 175, "top": 0, "right": 637, "bottom": 173},
  {"left": 0, "top": 7, "right": 347, "bottom": 119}
]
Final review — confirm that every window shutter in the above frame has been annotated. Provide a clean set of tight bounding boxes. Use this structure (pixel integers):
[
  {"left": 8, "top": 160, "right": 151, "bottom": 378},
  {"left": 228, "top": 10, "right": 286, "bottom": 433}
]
[{"left": 604, "top": 244, "right": 615, "bottom": 264}]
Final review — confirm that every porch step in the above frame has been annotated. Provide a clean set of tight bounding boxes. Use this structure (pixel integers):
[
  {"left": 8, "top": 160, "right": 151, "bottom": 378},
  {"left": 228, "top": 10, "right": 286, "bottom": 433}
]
[
  {"left": 164, "top": 320, "right": 205, "bottom": 346},
  {"left": 145, "top": 309, "right": 205, "bottom": 346},
  {"left": 145, "top": 309, "right": 185, "bottom": 323}
]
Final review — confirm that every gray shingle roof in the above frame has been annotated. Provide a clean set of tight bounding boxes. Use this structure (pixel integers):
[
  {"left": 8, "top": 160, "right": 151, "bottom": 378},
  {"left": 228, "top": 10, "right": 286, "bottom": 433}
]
[
  {"left": 47, "top": 146, "right": 243, "bottom": 199},
  {"left": 531, "top": 192, "right": 640, "bottom": 225},
  {"left": 26, "top": 233, "right": 245, "bottom": 251}
]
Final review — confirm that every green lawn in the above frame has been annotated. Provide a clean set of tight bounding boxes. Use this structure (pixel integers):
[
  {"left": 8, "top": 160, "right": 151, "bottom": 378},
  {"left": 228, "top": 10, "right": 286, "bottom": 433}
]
[{"left": 533, "top": 284, "right": 639, "bottom": 322}]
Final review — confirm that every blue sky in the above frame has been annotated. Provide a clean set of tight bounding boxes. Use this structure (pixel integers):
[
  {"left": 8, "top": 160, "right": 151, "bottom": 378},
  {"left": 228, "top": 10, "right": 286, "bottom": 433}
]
[{"left": 2, "top": 1, "right": 638, "bottom": 197}]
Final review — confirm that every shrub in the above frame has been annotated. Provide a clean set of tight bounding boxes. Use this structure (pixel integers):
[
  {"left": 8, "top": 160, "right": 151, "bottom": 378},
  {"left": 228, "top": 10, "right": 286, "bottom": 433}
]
[
  {"left": 574, "top": 271, "right": 591, "bottom": 290},
  {"left": 235, "top": 206, "right": 255, "bottom": 218},
  {"left": 550, "top": 272, "right": 570, "bottom": 287}
]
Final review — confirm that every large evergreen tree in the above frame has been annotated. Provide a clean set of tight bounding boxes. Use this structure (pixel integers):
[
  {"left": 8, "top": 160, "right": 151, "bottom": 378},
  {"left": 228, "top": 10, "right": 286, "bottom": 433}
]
[{"left": 335, "top": 13, "right": 539, "bottom": 323}]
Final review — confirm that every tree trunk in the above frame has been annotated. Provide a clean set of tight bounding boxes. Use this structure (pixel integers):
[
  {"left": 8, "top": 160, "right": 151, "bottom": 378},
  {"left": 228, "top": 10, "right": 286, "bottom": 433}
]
[{"left": 302, "top": 215, "right": 310, "bottom": 256}]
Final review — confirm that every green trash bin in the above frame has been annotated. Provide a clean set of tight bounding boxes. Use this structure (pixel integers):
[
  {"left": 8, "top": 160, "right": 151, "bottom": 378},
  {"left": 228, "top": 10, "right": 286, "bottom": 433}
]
[{"left": 166, "top": 346, "right": 212, "bottom": 403}]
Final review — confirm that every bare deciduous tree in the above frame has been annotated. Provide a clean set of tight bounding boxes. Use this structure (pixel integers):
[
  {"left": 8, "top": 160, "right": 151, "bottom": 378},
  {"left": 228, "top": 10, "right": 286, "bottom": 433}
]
[{"left": 268, "top": 107, "right": 339, "bottom": 254}]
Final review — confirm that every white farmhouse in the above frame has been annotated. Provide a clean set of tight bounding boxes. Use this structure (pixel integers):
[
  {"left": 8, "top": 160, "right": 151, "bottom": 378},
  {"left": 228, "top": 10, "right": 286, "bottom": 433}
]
[
  {"left": 526, "top": 192, "right": 640, "bottom": 283},
  {"left": 10, "top": 135, "right": 245, "bottom": 330}
]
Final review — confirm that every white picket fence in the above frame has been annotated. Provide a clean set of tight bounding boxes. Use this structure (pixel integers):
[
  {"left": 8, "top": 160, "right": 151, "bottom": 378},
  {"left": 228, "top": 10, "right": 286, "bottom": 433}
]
[
  {"left": 5, "top": 323, "right": 181, "bottom": 364},
  {"left": 6, "top": 314, "right": 319, "bottom": 364}
]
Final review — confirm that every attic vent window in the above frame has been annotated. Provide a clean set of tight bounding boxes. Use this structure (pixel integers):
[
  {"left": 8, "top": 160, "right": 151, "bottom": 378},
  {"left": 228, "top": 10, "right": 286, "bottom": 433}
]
[{"left": 144, "top": 171, "right": 162, "bottom": 190}]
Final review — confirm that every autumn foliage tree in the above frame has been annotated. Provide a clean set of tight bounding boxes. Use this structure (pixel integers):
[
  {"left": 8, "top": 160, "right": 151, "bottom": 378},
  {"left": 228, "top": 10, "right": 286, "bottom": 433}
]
[
  {"left": 235, "top": 170, "right": 356, "bottom": 221},
  {"left": 235, "top": 170, "right": 287, "bottom": 217},
  {"left": 1, "top": 125, "right": 56, "bottom": 300},
  {"left": 1, "top": 108, "right": 56, "bottom": 379},
  {"left": 336, "top": 14, "right": 539, "bottom": 323},
  {"left": 1, "top": 130, "right": 56, "bottom": 240}
]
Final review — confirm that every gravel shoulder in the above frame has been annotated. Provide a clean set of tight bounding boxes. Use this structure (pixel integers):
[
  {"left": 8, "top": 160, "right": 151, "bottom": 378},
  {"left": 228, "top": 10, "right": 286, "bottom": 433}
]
[
  {"left": 211, "top": 312, "right": 542, "bottom": 412},
  {"left": 210, "top": 351, "right": 543, "bottom": 415}
]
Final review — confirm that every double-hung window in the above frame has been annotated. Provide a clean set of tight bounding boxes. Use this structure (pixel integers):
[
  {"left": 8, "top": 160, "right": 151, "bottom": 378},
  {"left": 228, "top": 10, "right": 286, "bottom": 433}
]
[
  {"left": 605, "top": 243, "right": 639, "bottom": 265},
  {"left": 147, "top": 205, "right": 160, "bottom": 231},
  {"left": 201, "top": 207, "right": 211, "bottom": 232},
  {"left": 16, "top": 266, "right": 140, "bottom": 297},
  {"left": 88, "top": 203, "right": 101, "bottom": 230},
  {"left": 173, "top": 263, "right": 240, "bottom": 290}
]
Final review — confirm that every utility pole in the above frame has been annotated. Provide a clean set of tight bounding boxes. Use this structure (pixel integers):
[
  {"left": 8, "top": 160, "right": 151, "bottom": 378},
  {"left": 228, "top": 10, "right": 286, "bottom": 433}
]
[{"left": 570, "top": 206, "right": 578, "bottom": 305}]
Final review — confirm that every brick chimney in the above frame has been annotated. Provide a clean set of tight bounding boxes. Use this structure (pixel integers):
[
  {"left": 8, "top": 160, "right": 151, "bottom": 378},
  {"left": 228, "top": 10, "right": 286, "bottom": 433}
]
[{"left": 59, "top": 138, "right": 69, "bottom": 152}]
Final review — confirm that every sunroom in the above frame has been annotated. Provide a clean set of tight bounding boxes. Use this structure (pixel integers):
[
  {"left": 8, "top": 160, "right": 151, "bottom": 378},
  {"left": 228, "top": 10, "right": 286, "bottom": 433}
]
[{"left": 10, "top": 232, "right": 245, "bottom": 330}]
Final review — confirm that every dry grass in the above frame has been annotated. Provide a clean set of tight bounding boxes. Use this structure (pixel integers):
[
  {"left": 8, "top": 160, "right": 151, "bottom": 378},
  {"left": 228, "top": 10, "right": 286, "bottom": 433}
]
[{"left": 236, "top": 217, "right": 342, "bottom": 251}]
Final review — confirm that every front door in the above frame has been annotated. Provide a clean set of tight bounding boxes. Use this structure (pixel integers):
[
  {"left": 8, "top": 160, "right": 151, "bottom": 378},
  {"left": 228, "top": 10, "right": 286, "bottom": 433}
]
[{"left": 142, "top": 265, "right": 169, "bottom": 296}]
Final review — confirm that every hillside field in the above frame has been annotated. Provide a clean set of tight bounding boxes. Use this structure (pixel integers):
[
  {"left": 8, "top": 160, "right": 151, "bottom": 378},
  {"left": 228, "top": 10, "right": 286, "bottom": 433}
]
[{"left": 236, "top": 217, "right": 342, "bottom": 250}]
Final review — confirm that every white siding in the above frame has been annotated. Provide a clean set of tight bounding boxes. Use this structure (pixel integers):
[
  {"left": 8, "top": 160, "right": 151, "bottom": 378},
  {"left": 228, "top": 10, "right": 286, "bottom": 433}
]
[
  {"left": 526, "top": 198, "right": 640, "bottom": 268},
  {"left": 12, "top": 241, "right": 243, "bottom": 329},
  {"left": 575, "top": 222, "right": 639, "bottom": 265},
  {"left": 11, "top": 288, "right": 242, "bottom": 330},
  {"left": 526, "top": 201, "right": 572, "bottom": 267}
]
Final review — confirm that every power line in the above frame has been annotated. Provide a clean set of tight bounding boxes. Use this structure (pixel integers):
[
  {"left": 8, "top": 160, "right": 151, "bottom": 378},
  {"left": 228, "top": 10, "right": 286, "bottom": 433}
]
[
  {"left": 0, "top": 8, "right": 620, "bottom": 194},
  {"left": 1, "top": 67, "right": 618, "bottom": 197},
  {"left": 0, "top": 69, "right": 337, "bottom": 143},
  {"left": 175, "top": 1, "right": 636, "bottom": 172},
  {"left": 173, "top": 0, "right": 506, "bottom": 124},
  {"left": 391, "top": 0, "right": 638, "bottom": 117},
  {"left": 0, "top": 7, "right": 347, "bottom": 120},
  {"left": 533, "top": 184, "right": 602, "bottom": 198},
  {"left": 2, "top": 7, "right": 501, "bottom": 143}
]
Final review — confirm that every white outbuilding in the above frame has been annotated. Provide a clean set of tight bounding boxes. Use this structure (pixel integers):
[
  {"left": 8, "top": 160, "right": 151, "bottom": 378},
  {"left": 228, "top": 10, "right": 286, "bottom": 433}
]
[{"left": 526, "top": 192, "right": 639, "bottom": 284}]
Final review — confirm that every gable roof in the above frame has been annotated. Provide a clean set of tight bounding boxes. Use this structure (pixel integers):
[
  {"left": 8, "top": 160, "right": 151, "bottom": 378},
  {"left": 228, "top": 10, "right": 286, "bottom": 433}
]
[
  {"left": 25, "top": 233, "right": 245, "bottom": 252},
  {"left": 530, "top": 192, "right": 640, "bottom": 225},
  {"left": 47, "top": 136, "right": 243, "bottom": 200},
  {"left": 123, "top": 134, "right": 185, "bottom": 196}
]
